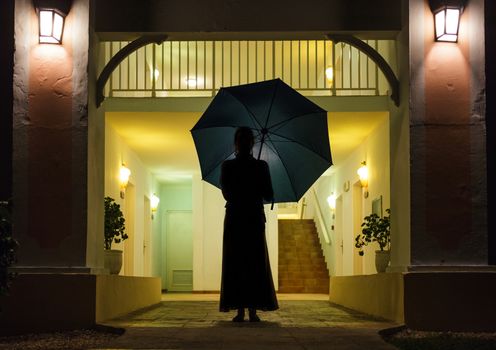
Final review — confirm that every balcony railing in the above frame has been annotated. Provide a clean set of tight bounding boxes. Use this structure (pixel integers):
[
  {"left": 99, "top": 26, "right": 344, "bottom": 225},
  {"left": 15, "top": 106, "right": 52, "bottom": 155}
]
[{"left": 102, "top": 40, "right": 395, "bottom": 98}]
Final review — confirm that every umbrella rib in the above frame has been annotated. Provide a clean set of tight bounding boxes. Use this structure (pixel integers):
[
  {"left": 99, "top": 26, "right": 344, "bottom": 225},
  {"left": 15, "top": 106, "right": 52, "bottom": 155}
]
[
  {"left": 268, "top": 111, "right": 325, "bottom": 133},
  {"left": 264, "top": 80, "right": 279, "bottom": 128},
  {"left": 269, "top": 131, "right": 332, "bottom": 164},
  {"left": 265, "top": 133, "right": 298, "bottom": 201},
  {"left": 224, "top": 89, "right": 263, "bottom": 130}
]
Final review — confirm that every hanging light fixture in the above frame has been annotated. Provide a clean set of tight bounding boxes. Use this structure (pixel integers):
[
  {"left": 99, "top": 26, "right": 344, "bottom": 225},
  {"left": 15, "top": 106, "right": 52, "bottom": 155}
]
[
  {"left": 150, "top": 194, "right": 160, "bottom": 220},
  {"left": 429, "top": 0, "right": 466, "bottom": 42},
  {"left": 34, "top": 0, "right": 72, "bottom": 44}
]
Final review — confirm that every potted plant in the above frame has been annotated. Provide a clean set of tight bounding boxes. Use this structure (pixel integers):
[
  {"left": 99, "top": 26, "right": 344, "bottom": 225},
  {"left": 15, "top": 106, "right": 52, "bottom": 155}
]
[
  {"left": 355, "top": 208, "right": 390, "bottom": 273},
  {"left": 104, "top": 196, "right": 128, "bottom": 274},
  {"left": 0, "top": 200, "right": 18, "bottom": 296}
]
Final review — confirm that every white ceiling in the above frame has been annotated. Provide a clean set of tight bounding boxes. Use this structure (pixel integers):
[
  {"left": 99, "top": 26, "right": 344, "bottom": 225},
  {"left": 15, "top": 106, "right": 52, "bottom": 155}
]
[{"left": 106, "top": 111, "right": 388, "bottom": 184}]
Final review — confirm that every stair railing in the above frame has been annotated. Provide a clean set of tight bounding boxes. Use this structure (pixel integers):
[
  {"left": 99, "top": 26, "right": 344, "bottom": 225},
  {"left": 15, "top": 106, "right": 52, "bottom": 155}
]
[{"left": 311, "top": 188, "right": 331, "bottom": 245}]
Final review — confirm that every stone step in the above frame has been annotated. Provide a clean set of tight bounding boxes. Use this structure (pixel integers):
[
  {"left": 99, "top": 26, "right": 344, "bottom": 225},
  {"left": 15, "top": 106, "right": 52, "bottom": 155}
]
[
  {"left": 278, "top": 272, "right": 328, "bottom": 278},
  {"left": 278, "top": 219, "right": 329, "bottom": 294}
]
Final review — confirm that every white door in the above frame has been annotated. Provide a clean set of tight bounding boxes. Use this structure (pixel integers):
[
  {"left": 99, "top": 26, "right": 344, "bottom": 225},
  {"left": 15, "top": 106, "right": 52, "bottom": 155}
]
[{"left": 166, "top": 210, "right": 193, "bottom": 291}]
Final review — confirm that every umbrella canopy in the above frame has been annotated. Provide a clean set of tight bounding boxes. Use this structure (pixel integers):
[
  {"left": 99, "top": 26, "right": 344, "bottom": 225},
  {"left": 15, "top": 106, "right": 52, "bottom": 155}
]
[{"left": 191, "top": 78, "right": 332, "bottom": 203}]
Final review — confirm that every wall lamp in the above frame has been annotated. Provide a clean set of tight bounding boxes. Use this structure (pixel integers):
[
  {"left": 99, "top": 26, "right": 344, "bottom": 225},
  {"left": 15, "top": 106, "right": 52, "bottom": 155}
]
[
  {"left": 119, "top": 164, "right": 131, "bottom": 199},
  {"left": 327, "top": 193, "right": 336, "bottom": 211},
  {"left": 150, "top": 193, "right": 160, "bottom": 220},
  {"left": 34, "top": 0, "right": 72, "bottom": 44},
  {"left": 325, "top": 66, "right": 334, "bottom": 87},
  {"left": 357, "top": 161, "right": 369, "bottom": 198},
  {"left": 429, "top": 0, "right": 466, "bottom": 42}
]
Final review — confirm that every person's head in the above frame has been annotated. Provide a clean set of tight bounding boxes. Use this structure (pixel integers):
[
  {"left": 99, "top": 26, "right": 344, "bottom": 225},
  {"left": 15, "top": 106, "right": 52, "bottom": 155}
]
[{"left": 234, "top": 127, "right": 254, "bottom": 155}]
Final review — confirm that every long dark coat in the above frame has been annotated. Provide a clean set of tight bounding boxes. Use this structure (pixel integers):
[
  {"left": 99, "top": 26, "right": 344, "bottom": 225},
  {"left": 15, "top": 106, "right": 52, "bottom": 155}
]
[{"left": 219, "top": 153, "right": 279, "bottom": 312}]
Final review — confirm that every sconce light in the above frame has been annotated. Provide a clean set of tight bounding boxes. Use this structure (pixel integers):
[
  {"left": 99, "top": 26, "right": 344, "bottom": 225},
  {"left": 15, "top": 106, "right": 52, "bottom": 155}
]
[
  {"left": 325, "top": 66, "right": 334, "bottom": 86},
  {"left": 34, "top": 0, "right": 72, "bottom": 44},
  {"left": 150, "top": 193, "right": 160, "bottom": 220},
  {"left": 119, "top": 164, "right": 131, "bottom": 199},
  {"left": 357, "top": 161, "right": 369, "bottom": 198},
  {"left": 327, "top": 193, "right": 337, "bottom": 211},
  {"left": 429, "top": 0, "right": 466, "bottom": 42}
]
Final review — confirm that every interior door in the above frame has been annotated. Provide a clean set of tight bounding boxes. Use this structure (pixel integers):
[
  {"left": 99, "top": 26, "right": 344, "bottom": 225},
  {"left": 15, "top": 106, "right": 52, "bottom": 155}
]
[{"left": 166, "top": 210, "right": 193, "bottom": 291}]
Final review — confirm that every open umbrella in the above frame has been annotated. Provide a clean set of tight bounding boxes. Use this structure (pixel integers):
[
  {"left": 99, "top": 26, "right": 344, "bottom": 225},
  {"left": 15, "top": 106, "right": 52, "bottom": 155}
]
[{"left": 191, "top": 78, "right": 332, "bottom": 203}]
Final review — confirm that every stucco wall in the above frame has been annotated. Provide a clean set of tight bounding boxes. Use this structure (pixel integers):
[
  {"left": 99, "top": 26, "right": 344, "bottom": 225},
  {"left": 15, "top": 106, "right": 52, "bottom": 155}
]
[
  {"left": 12, "top": 0, "right": 92, "bottom": 269},
  {"left": 0, "top": 0, "right": 14, "bottom": 201},
  {"left": 408, "top": 0, "right": 487, "bottom": 266}
]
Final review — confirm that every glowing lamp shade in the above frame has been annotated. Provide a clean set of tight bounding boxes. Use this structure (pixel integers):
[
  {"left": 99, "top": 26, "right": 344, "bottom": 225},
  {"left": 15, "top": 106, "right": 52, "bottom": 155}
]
[
  {"left": 38, "top": 9, "right": 65, "bottom": 44},
  {"left": 429, "top": 0, "right": 465, "bottom": 42},
  {"left": 327, "top": 193, "right": 337, "bottom": 210},
  {"left": 119, "top": 164, "right": 131, "bottom": 198},
  {"left": 434, "top": 7, "right": 461, "bottom": 42},
  {"left": 357, "top": 161, "right": 369, "bottom": 188},
  {"left": 151, "top": 194, "right": 160, "bottom": 212},
  {"left": 150, "top": 193, "right": 160, "bottom": 219}
]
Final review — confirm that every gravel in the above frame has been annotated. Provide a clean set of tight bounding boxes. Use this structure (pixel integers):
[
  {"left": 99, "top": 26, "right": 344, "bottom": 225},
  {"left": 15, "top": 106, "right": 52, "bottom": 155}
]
[
  {"left": 0, "top": 327, "right": 123, "bottom": 350},
  {"left": 383, "top": 327, "right": 496, "bottom": 350}
]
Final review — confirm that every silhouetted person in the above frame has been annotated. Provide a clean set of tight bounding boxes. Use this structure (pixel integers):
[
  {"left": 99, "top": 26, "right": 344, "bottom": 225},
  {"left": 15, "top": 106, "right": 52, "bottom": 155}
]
[{"left": 219, "top": 127, "right": 279, "bottom": 322}]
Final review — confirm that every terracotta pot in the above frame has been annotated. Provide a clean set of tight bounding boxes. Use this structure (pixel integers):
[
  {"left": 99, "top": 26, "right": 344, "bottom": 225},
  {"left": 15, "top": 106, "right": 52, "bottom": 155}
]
[
  {"left": 104, "top": 249, "right": 123, "bottom": 275},
  {"left": 375, "top": 250, "right": 390, "bottom": 273}
]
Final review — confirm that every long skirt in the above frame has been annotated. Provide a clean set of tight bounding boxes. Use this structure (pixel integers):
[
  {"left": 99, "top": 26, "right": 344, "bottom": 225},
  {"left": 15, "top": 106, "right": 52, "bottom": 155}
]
[{"left": 219, "top": 207, "right": 278, "bottom": 312}]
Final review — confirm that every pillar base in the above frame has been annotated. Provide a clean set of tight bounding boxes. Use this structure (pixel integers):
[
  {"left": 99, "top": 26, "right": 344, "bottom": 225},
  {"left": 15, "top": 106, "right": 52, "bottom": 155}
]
[{"left": 404, "top": 271, "right": 496, "bottom": 332}]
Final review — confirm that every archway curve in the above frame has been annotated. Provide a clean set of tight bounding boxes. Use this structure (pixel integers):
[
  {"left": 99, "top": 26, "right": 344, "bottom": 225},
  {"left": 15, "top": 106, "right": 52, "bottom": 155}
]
[
  {"left": 96, "top": 34, "right": 168, "bottom": 107},
  {"left": 327, "top": 34, "right": 400, "bottom": 107}
]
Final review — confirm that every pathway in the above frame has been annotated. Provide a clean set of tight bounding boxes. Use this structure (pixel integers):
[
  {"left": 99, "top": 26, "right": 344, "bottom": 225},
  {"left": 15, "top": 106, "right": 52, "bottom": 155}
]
[{"left": 95, "top": 294, "right": 399, "bottom": 350}]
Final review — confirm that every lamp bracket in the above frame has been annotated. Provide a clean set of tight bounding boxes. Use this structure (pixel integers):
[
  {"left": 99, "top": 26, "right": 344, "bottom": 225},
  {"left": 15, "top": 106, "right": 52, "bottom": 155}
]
[
  {"left": 33, "top": 0, "right": 72, "bottom": 15},
  {"left": 327, "top": 34, "right": 400, "bottom": 107},
  {"left": 96, "top": 34, "right": 168, "bottom": 107},
  {"left": 428, "top": 0, "right": 467, "bottom": 12}
]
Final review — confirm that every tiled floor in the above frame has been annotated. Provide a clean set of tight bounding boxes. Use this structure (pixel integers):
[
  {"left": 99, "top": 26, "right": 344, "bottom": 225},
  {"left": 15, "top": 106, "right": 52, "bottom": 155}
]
[
  {"left": 161, "top": 293, "right": 330, "bottom": 302},
  {"left": 94, "top": 294, "right": 399, "bottom": 350}
]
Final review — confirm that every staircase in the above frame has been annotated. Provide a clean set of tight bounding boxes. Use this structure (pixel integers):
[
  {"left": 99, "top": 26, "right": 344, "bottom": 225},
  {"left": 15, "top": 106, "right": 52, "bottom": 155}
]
[{"left": 278, "top": 219, "right": 330, "bottom": 293}]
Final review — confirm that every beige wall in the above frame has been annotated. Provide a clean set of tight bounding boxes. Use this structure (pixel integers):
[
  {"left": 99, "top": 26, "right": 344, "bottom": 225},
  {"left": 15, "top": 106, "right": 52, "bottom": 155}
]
[
  {"left": 330, "top": 273, "right": 404, "bottom": 323},
  {"left": 95, "top": 275, "right": 161, "bottom": 322},
  {"left": 307, "top": 114, "right": 390, "bottom": 276},
  {"left": 104, "top": 122, "right": 161, "bottom": 277}
]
